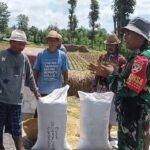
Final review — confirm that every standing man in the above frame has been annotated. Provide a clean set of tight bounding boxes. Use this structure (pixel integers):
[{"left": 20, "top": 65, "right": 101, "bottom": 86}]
[
  {"left": 92, "top": 34, "right": 126, "bottom": 141},
  {"left": 88, "top": 17, "right": 150, "bottom": 150},
  {"left": 0, "top": 30, "right": 40, "bottom": 150},
  {"left": 57, "top": 33, "right": 67, "bottom": 53},
  {"left": 33, "top": 30, "right": 69, "bottom": 113}
]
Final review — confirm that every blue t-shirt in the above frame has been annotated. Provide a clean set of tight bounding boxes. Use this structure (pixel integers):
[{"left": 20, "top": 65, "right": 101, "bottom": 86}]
[{"left": 33, "top": 49, "right": 69, "bottom": 94}]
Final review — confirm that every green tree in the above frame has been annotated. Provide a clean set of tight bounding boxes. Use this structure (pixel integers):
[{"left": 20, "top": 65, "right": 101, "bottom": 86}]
[
  {"left": 89, "top": 0, "right": 99, "bottom": 49},
  {"left": 59, "top": 29, "right": 68, "bottom": 44},
  {"left": 95, "top": 27, "right": 107, "bottom": 51},
  {"left": 76, "top": 27, "right": 89, "bottom": 45},
  {"left": 0, "top": 2, "right": 10, "bottom": 33},
  {"left": 17, "top": 14, "right": 29, "bottom": 33},
  {"left": 37, "top": 30, "right": 44, "bottom": 44},
  {"left": 68, "top": 0, "right": 78, "bottom": 43},
  {"left": 112, "top": 0, "right": 136, "bottom": 38},
  {"left": 29, "top": 26, "right": 38, "bottom": 43},
  {"left": 47, "top": 25, "right": 59, "bottom": 32}
]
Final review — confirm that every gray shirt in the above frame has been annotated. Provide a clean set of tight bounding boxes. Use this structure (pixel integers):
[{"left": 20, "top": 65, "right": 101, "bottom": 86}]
[
  {"left": 0, "top": 49, "right": 38, "bottom": 105},
  {"left": 59, "top": 44, "right": 67, "bottom": 53}
]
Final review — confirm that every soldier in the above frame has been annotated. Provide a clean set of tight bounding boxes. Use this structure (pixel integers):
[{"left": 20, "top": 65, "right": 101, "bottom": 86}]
[{"left": 88, "top": 17, "right": 150, "bottom": 150}]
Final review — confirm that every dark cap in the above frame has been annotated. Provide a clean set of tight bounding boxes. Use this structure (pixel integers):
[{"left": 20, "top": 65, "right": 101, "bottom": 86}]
[{"left": 121, "top": 17, "right": 150, "bottom": 40}]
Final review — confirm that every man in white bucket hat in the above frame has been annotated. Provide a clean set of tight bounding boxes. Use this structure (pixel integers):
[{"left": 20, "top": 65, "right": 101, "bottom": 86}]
[
  {"left": 88, "top": 17, "right": 150, "bottom": 150},
  {"left": 0, "top": 30, "right": 40, "bottom": 150},
  {"left": 9, "top": 30, "right": 27, "bottom": 43}
]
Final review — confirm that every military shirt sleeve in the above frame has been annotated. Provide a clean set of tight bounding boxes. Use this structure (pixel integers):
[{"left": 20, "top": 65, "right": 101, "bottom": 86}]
[
  {"left": 140, "top": 62, "right": 150, "bottom": 102},
  {"left": 107, "top": 71, "right": 119, "bottom": 93}
]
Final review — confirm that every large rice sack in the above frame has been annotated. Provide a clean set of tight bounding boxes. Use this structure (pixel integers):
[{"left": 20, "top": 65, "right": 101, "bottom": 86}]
[
  {"left": 32, "top": 85, "right": 72, "bottom": 150},
  {"left": 77, "top": 91, "right": 114, "bottom": 150}
]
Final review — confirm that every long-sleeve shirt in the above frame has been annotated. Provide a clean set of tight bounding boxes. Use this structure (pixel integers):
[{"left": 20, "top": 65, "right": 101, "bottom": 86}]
[{"left": 0, "top": 49, "right": 38, "bottom": 105}]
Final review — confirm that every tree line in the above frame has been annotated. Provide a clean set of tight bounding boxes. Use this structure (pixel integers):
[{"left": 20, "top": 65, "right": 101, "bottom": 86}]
[{"left": 0, "top": 0, "right": 136, "bottom": 51}]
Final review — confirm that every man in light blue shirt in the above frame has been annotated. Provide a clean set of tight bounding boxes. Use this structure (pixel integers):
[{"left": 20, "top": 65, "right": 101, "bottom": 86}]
[{"left": 34, "top": 30, "right": 69, "bottom": 94}]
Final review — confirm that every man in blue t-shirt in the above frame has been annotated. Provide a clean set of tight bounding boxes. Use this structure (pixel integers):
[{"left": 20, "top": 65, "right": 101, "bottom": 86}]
[
  {"left": 34, "top": 30, "right": 69, "bottom": 94},
  {"left": 33, "top": 30, "right": 69, "bottom": 117}
]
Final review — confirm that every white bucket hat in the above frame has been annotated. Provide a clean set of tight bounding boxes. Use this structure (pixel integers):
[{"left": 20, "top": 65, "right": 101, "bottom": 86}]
[
  {"left": 9, "top": 30, "right": 27, "bottom": 43},
  {"left": 121, "top": 17, "right": 150, "bottom": 40}
]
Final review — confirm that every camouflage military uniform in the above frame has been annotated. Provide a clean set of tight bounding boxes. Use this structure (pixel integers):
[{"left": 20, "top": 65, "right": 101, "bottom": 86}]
[{"left": 109, "top": 50, "right": 150, "bottom": 150}]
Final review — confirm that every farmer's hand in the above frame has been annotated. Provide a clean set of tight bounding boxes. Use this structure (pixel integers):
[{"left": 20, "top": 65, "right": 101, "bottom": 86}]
[
  {"left": 97, "top": 54, "right": 104, "bottom": 65},
  {"left": 88, "top": 63, "right": 99, "bottom": 74},
  {"left": 88, "top": 63, "right": 114, "bottom": 77},
  {"left": 34, "top": 91, "right": 41, "bottom": 100},
  {"left": 98, "top": 64, "right": 114, "bottom": 77}
]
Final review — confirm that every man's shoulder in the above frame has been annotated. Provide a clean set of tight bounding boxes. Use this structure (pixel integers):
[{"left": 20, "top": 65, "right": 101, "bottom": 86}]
[
  {"left": 0, "top": 49, "right": 10, "bottom": 59},
  {"left": 0, "top": 49, "right": 8, "bottom": 54},
  {"left": 118, "top": 54, "right": 126, "bottom": 60},
  {"left": 58, "top": 49, "right": 67, "bottom": 57},
  {"left": 41, "top": 48, "right": 47, "bottom": 53},
  {"left": 37, "top": 49, "right": 48, "bottom": 56},
  {"left": 21, "top": 53, "right": 29, "bottom": 61},
  {"left": 60, "top": 44, "right": 67, "bottom": 53},
  {"left": 141, "top": 49, "right": 150, "bottom": 59}
]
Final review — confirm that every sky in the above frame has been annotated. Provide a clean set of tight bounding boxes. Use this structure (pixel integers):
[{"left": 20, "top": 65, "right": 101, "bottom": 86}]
[{"left": 1, "top": 0, "right": 150, "bottom": 33}]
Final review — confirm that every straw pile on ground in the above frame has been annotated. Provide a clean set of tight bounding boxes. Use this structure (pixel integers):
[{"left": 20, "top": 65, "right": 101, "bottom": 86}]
[
  {"left": 64, "top": 44, "right": 89, "bottom": 52},
  {"left": 68, "top": 70, "right": 94, "bottom": 96}
]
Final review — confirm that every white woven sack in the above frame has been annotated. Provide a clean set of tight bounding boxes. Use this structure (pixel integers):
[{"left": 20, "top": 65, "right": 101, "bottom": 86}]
[
  {"left": 77, "top": 91, "right": 114, "bottom": 150},
  {"left": 32, "top": 85, "right": 72, "bottom": 150}
]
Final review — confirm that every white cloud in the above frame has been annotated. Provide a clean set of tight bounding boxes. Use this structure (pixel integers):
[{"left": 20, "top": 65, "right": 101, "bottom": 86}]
[
  {"left": 131, "top": 0, "right": 150, "bottom": 19},
  {"left": 1, "top": 0, "right": 150, "bottom": 32}
]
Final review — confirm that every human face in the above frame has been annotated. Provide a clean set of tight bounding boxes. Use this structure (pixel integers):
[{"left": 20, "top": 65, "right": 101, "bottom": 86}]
[
  {"left": 10, "top": 40, "right": 26, "bottom": 53},
  {"left": 47, "top": 37, "right": 59, "bottom": 52},
  {"left": 106, "top": 44, "right": 118, "bottom": 54},
  {"left": 123, "top": 29, "right": 145, "bottom": 51}
]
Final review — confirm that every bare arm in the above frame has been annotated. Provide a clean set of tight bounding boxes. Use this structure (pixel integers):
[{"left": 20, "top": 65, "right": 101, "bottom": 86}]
[
  {"left": 25, "top": 57, "right": 40, "bottom": 99},
  {"left": 63, "top": 71, "right": 68, "bottom": 86},
  {"left": 33, "top": 70, "right": 39, "bottom": 87}
]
